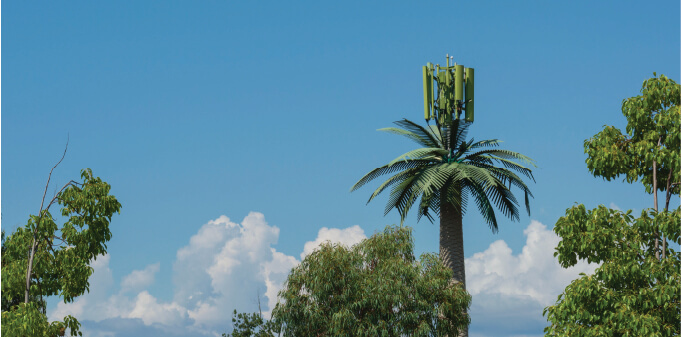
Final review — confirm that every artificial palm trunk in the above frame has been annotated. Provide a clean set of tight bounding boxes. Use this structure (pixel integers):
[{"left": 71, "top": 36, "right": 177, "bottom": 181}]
[{"left": 440, "top": 188, "right": 468, "bottom": 337}]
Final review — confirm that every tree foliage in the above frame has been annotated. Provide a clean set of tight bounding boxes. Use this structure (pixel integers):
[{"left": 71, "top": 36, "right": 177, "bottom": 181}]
[
  {"left": 223, "top": 310, "right": 280, "bottom": 337},
  {"left": 543, "top": 205, "right": 680, "bottom": 336},
  {"left": 545, "top": 74, "right": 681, "bottom": 335},
  {"left": 584, "top": 73, "right": 679, "bottom": 200},
  {"left": 1, "top": 168, "right": 121, "bottom": 337},
  {"left": 270, "top": 225, "right": 471, "bottom": 337}
]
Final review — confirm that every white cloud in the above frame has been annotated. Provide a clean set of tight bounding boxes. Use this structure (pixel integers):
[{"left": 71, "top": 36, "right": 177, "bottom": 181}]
[
  {"left": 177, "top": 212, "right": 291, "bottom": 328},
  {"left": 609, "top": 202, "right": 621, "bottom": 211},
  {"left": 466, "top": 220, "right": 600, "bottom": 336},
  {"left": 48, "top": 214, "right": 372, "bottom": 336},
  {"left": 127, "top": 291, "right": 187, "bottom": 326},
  {"left": 49, "top": 215, "right": 593, "bottom": 337},
  {"left": 301, "top": 225, "right": 367, "bottom": 260},
  {"left": 261, "top": 249, "right": 299, "bottom": 317},
  {"left": 466, "top": 220, "right": 598, "bottom": 305},
  {"left": 173, "top": 214, "right": 241, "bottom": 310},
  {"left": 121, "top": 263, "right": 160, "bottom": 294}
]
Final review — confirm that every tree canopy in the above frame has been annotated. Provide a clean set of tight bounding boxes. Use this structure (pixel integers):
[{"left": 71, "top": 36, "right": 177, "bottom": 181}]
[
  {"left": 543, "top": 205, "right": 680, "bottom": 336},
  {"left": 1, "top": 168, "right": 121, "bottom": 337},
  {"left": 544, "top": 74, "right": 681, "bottom": 336},
  {"left": 269, "top": 225, "right": 471, "bottom": 337},
  {"left": 584, "top": 73, "right": 679, "bottom": 200}
]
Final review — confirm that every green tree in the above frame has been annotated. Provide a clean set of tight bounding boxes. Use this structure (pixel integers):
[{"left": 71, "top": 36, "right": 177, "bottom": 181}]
[
  {"left": 584, "top": 73, "right": 680, "bottom": 258},
  {"left": 543, "top": 205, "right": 680, "bottom": 336},
  {"left": 351, "top": 118, "right": 535, "bottom": 336},
  {"left": 1, "top": 231, "right": 42, "bottom": 313},
  {"left": 271, "top": 225, "right": 471, "bottom": 337},
  {"left": 544, "top": 74, "right": 681, "bottom": 335},
  {"left": 223, "top": 310, "right": 280, "bottom": 337},
  {"left": 1, "top": 162, "right": 121, "bottom": 337}
]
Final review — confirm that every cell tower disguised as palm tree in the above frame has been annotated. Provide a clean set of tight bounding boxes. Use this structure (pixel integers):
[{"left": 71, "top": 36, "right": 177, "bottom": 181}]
[{"left": 352, "top": 55, "right": 536, "bottom": 337}]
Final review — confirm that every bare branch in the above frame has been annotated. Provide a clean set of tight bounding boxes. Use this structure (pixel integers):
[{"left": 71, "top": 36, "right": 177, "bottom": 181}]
[
  {"left": 39, "top": 135, "right": 69, "bottom": 215},
  {"left": 26, "top": 137, "right": 69, "bottom": 304},
  {"left": 41, "top": 180, "right": 79, "bottom": 217}
]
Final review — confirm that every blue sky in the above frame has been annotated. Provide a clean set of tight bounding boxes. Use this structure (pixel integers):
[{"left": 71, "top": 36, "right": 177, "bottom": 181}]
[{"left": 2, "top": 1, "right": 679, "bottom": 336}]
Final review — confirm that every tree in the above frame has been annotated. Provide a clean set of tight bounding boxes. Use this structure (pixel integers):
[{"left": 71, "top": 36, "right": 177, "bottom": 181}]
[
  {"left": 271, "top": 225, "right": 471, "bottom": 337},
  {"left": 1, "top": 231, "right": 42, "bottom": 313},
  {"left": 584, "top": 74, "right": 680, "bottom": 258},
  {"left": 544, "top": 74, "right": 681, "bottom": 335},
  {"left": 223, "top": 309, "right": 280, "bottom": 337},
  {"left": 351, "top": 118, "right": 535, "bottom": 336},
  {"left": 543, "top": 205, "right": 680, "bottom": 336},
  {"left": 1, "top": 162, "right": 122, "bottom": 337}
]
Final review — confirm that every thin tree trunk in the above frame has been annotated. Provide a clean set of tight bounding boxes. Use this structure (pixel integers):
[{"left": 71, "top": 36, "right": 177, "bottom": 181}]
[
  {"left": 653, "top": 137, "right": 660, "bottom": 260},
  {"left": 24, "top": 140, "right": 69, "bottom": 305},
  {"left": 25, "top": 239, "right": 38, "bottom": 303},
  {"left": 440, "top": 187, "right": 467, "bottom": 337},
  {"left": 662, "top": 168, "right": 672, "bottom": 259}
]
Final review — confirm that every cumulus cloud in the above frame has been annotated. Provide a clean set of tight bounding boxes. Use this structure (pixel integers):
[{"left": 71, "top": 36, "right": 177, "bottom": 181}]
[
  {"left": 50, "top": 212, "right": 302, "bottom": 336},
  {"left": 121, "top": 263, "right": 160, "bottom": 294},
  {"left": 301, "top": 225, "right": 367, "bottom": 260},
  {"left": 177, "top": 212, "right": 291, "bottom": 327},
  {"left": 128, "top": 291, "right": 187, "bottom": 326},
  {"left": 49, "top": 214, "right": 590, "bottom": 337},
  {"left": 466, "top": 220, "right": 600, "bottom": 336}
]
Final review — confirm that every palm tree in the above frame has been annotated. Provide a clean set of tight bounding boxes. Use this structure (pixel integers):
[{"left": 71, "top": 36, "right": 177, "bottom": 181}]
[{"left": 351, "top": 118, "right": 535, "bottom": 336}]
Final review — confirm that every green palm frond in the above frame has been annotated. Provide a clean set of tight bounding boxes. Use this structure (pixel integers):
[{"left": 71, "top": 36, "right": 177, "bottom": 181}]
[
  {"left": 351, "top": 159, "right": 434, "bottom": 192},
  {"left": 386, "top": 165, "right": 451, "bottom": 218},
  {"left": 393, "top": 119, "right": 442, "bottom": 148},
  {"left": 466, "top": 149, "right": 536, "bottom": 167},
  {"left": 464, "top": 180, "right": 499, "bottom": 232},
  {"left": 488, "top": 182, "right": 520, "bottom": 221},
  {"left": 351, "top": 118, "right": 535, "bottom": 231},
  {"left": 386, "top": 148, "right": 447, "bottom": 167},
  {"left": 397, "top": 168, "right": 453, "bottom": 224},
  {"left": 416, "top": 188, "right": 440, "bottom": 223},
  {"left": 484, "top": 157, "right": 536, "bottom": 182},
  {"left": 490, "top": 167, "right": 534, "bottom": 215},
  {"left": 469, "top": 139, "right": 503, "bottom": 149},
  {"left": 427, "top": 124, "right": 443, "bottom": 144},
  {"left": 443, "top": 119, "right": 472, "bottom": 151},
  {"left": 472, "top": 163, "right": 534, "bottom": 216},
  {"left": 366, "top": 168, "right": 421, "bottom": 204},
  {"left": 378, "top": 127, "right": 437, "bottom": 148}
]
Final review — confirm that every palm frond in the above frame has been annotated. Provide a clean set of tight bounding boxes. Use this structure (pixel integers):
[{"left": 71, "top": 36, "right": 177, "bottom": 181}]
[
  {"left": 450, "top": 164, "right": 499, "bottom": 189},
  {"left": 351, "top": 118, "right": 535, "bottom": 232},
  {"left": 387, "top": 148, "right": 447, "bottom": 167},
  {"left": 464, "top": 180, "right": 499, "bottom": 232},
  {"left": 467, "top": 149, "right": 536, "bottom": 167},
  {"left": 393, "top": 119, "right": 442, "bottom": 148},
  {"left": 416, "top": 188, "right": 440, "bottom": 223},
  {"left": 385, "top": 164, "right": 452, "bottom": 220},
  {"left": 486, "top": 157, "right": 536, "bottom": 182},
  {"left": 484, "top": 180, "right": 520, "bottom": 222},
  {"left": 447, "top": 119, "right": 472, "bottom": 151},
  {"left": 441, "top": 179, "right": 464, "bottom": 214},
  {"left": 489, "top": 167, "right": 534, "bottom": 215},
  {"left": 350, "top": 159, "right": 435, "bottom": 192},
  {"left": 469, "top": 139, "right": 502, "bottom": 149},
  {"left": 427, "top": 124, "right": 443, "bottom": 145},
  {"left": 468, "top": 162, "right": 534, "bottom": 215},
  {"left": 365, "top": 167, "right": 421, "bottom": 204},
  {"left": 378, "top": 127, "right": 437, "bottom": 148}
]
